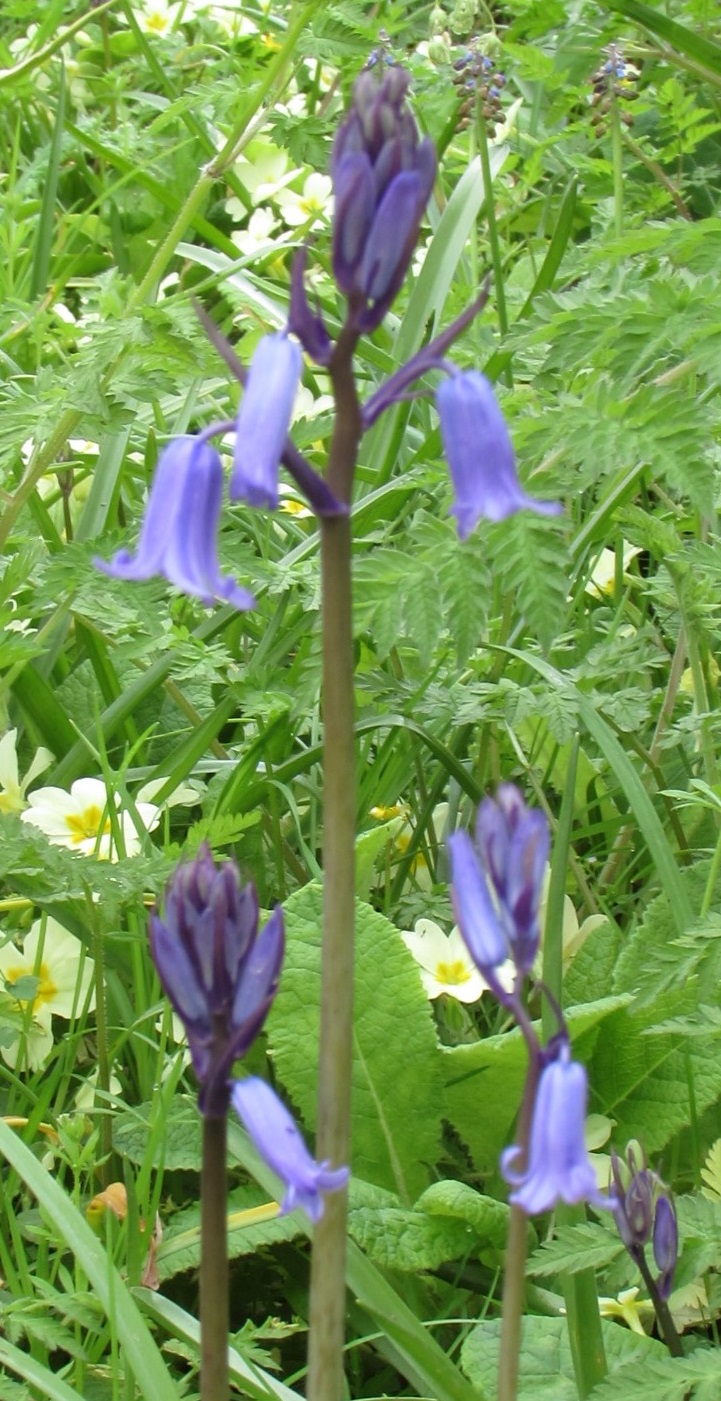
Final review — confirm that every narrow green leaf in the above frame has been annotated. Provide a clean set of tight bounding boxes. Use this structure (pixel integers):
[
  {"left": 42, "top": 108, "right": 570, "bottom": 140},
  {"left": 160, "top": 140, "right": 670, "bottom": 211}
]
[
  {"left": 0, "top": 1120, "right": 180, "bottom": 1401},
  {"left": 29, "top": 63, "right": 66, "bottom": 301}
]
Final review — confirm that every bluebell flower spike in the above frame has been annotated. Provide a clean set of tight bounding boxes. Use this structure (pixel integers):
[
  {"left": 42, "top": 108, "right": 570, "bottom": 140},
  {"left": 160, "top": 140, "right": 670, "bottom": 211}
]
[
  {"left": 501, "top": 1040, "right": 606, "bottom": 1215},
  {"left": 149, "top": 845, "right": 284, "bottom": 1118},
  {"left": 331, "top": 67, "right": 436, "bottom": 331},
  {"left": 96, "top": 438, "right": 256, "bottom": 611},
  {"left": 288, "top": 247, "right": 333, "bottom": 366},
  {"left": 232, "top": 1077, "right": 349, "bottom": 1224},
  {"left": 437, "top": 371, "right": 563, "bottom": 539}
]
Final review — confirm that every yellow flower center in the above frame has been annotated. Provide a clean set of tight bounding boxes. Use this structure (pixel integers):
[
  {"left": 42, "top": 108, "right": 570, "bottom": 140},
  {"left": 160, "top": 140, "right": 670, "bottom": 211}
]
[
  {"left": 5, "top": 960, "right": 57, "bottom": 1010},
  {"left": 66, "top": 806, "right": 111, "bottom": 845},
  {"left": 436, "top": 960, "right": 472, "bottom": 987}
]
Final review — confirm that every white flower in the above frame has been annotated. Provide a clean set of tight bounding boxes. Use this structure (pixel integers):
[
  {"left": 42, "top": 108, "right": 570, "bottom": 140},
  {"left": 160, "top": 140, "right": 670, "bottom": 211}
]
[
  {"left": 402, "top": 919, "right": 493, "bottom": 1003},
  {"left": 21, "top": 777, "right": 160, "bottom": 860},
  {"left": 0, "top": 917, "right": 96, "bottom": 1070},
  {"left": 231, "top": 207, "right": 282, "bottom": 258},
  {"left": 136, "top": 0, "right": 183, "bottom": 35},
  {"left": 0, "top": 730, "right": 53, "bottom": 815},
  {"left": 274, "top": 173, "right": 333, "bottom": 230}
]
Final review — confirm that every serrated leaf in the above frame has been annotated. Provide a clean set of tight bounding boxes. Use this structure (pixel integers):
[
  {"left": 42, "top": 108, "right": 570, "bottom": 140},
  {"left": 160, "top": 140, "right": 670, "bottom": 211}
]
[
  {"left": 700, "top": 1138, "right": 721, "bottom": 1199},
  {"left": 112, "top": 1097, "right": 201, "bottom": 1171},
  {"left": 417, "top": 1179, "right": 521, "bottom": 1253},
  {"left": 587, "top": 1345, "right": 721, "bottom": 1401},
  {"left": 348, "top": 1203, "right": 470, "bottom": 1272},
  {"left": 267, "top": 883, "right": 444, "bottom": 1200},
  {"left": 526, "top": 1222, "right": 623, "bottom": 1278},
  {"left": 157, "top": 1185, "right": 303, "bottom": 1282}
]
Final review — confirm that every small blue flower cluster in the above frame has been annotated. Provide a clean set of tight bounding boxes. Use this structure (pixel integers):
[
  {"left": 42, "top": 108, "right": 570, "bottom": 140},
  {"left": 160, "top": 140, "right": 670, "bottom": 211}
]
[
  {"left": 449, "top": 786, "right": 604, "bottom": 1216},
  {"left": 97, "top": 65, "right": 560, "bottom": 608}
]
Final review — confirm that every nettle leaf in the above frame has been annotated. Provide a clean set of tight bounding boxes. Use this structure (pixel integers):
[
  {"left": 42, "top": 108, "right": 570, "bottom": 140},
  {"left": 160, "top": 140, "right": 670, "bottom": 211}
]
[
  {"left": 461, "top": 1316, "right": 665, "bottom": 1401},
  {"left": 587, "top": 1346, "right": 721, "bottom": 1401},
  {"left": 157, "top": 1185, "right": 303, "bottom": 1282},
  {"left": 442, "top": 997, "right": 627, "bottom": 1175},
  {"left": 486, "top": 511, "right": 568, "bottom": 650},
  {"left": 526, "top": 1221, "right": 623, "bottom": 1278},
  {"left": 588, "top": 990, "right": 721, "bottom": 1154},
  {"left": 348, "top": 1203, "right": 470, "bottom": 1273},
  {"left": 267, "top": 883, "right": 444, "bottom": 1200}
]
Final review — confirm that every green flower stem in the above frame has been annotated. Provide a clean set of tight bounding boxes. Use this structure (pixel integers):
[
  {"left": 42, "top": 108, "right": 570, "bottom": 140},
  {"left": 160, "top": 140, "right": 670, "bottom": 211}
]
[
  {"left": 557, "top": 1205, "right": 607, "bottom": 1398},
  {"left": 635, "top": 1249, "right": 683, "bottom": 1358},
  {"left": 86, "top": 888, "right": 112, "bottom": 1187},
  {"left": 475, "top": 103, "right": 509, "bottom": 374},
  {"left": 306, "top": 324, "right": 361, "bottom": 1401},
  {"left": 200, "top": 1112, "right": 229, "bottom": 1401},
  {"left": 498, "top": 1017, "right": 539, "bottom": 1401},
  {"left": 497, "top": 1203, "right": 528, "bottom": 1401},
  {"left": 610, "top": 102, "right": 624, "bottom": 240}
]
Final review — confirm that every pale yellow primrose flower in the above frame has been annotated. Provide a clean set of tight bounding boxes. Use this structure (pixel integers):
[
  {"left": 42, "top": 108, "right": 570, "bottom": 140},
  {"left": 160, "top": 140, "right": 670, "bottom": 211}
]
[
  {"left": 0, "top": 730, "right": 53, "bottom": 815},
  {"left": 0, "top": 917, "right": 96, "bottom": 1070},
  {"left": 401, "top": 918, "right": 514, "bottom": 1003},
  {"left": 538, "top": 868, "right": 608, "bottom": 968},
  {"left": 597, "top": 1288, "right": 653, "bottom": 1336},
  {"left": 274, "top": 172, "right": 333, "bottom": 230},
  {"left": 21, "top": 778, "right": 160, "bottom": 860}
]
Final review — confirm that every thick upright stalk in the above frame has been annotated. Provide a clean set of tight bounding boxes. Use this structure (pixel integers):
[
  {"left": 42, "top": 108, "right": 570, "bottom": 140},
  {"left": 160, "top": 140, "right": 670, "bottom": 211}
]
[
  {"left": 307, "top": 328, "right": 360, "bottom": 1401},
  {"left": 200, "top": 1114, "right": 229, "bottom": 1401}
]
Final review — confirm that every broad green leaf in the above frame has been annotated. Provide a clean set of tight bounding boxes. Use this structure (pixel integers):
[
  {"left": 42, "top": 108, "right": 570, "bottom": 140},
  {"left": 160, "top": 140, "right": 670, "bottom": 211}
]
[
  {"left": 348, "top": 1203, "right": 470, "bottom": 1273},
  {"left": 267, "top": 883, "right": 444, "bottom": 1201},
  {"left": 157, "top": 1185, "right": 303, "bottom": 1282},
  {"left": 113, "top": 1097, "right": 201, "bottom": 1172},
  {"left": 461, "top": 1315, "right": 665, "bottom": 1401},
  {"left": 418, "top": 1179, "right": 518, "bottom": 1253}
]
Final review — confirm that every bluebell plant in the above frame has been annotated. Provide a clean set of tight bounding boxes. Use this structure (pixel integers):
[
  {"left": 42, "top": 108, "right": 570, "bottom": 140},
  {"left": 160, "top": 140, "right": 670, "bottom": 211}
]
[
  {"left": 450, "top": 785, "right": 609, "bottom": 1401},
  {"left": 97, "top": 60, "right": 562, "bottom": 1401},
  {"left": 149, "top": 844, "right": 348, "bottom": 1401}
]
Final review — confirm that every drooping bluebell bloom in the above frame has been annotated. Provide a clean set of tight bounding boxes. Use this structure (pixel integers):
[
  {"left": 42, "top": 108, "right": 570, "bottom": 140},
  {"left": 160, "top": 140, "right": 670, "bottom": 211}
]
[
  {"left": 230, "top": 333, "right": 303, "bottom": 509},
  {"left": 232, "top": 1076, "right": 349, "bottom": 1223},
  {"left": 330, "top": 67, "right": 436, "bottom": 331},
  {"left": 449, "top": 783, "right": 548, "bottom": 989},
  {"left": 96, "top": 437, "right": 255, "bottom": 610},
  {"left": 150, "top": 845, "right": 284, "bottom": 1118},
  {"left": 501, "top": 1039, "right": 605, "bottom": 1215},
  {"left": 436, "top": 371, "right": 562, "bottom": 539}
]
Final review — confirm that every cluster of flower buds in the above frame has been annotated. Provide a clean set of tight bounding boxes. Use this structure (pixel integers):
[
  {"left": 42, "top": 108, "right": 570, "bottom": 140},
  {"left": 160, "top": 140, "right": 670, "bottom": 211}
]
[
  {"left": 452, "top": 47, "right": 507, "bottom": 134},
  {"left": 150, "top": 845, "right": 348, "bottom": 1221},
  {"left": 611, "top": 1142, "right": 678, "bottom": 1301},
  {"left": 590, "top": 43, "right": 639, "bottom": 139},
  {"left": 449, "top": 785, "right": 605, "bottom": 1217},
  {"left": 448, "top": 783, "right": 550, "bottom": 997},
  {"left": 328, "top": 67, "right": 436, "bottom": 333}
]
